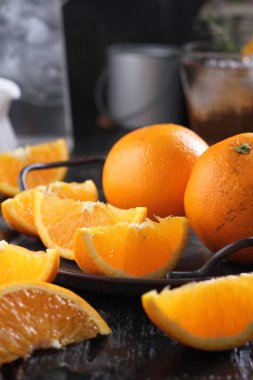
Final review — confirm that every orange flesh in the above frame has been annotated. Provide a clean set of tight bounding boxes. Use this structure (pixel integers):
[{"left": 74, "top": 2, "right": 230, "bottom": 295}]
[
  {"left": 0, "top": 287, "right": 101, "bottom": 364},
  {"left": 2, "top": 192, "right": 38, "bottom": 237},
  {"left": 91, "top": 219, "right": 186, "bottom": 275},
  {"left": 38, "top": 196, "right": 88, "bottom": 250},
  {"left": 2, "top": 181, "right": 99, "bottom": 237},
  {"left": 38, "top": 198, "right": 145, "bottom": 239},
  {"left": 49, "top": 180, "right": 98, "bottom": 201},
  {"left": 13, "top": 190, "right": 34, "bottom": 226},
  {"left": 74, "top": 217, "right": 189, "bottom": 278},
  {"left": 0, "top": 243, "right": 59, "bottom": 284},
  {"left": 34, "top": 191, "right": 147, "bottom": 259},
  {"left": 0, "top": 155, "right": 24, "bottom": 189},
  {"left": 26, "top": 140, "right": 68, "bottom": 188},
  {"left": 0, "top": 139, "right": 68, "bottom": 196},
  {"left": 147, "top": 274, "right": 253, "bottom": 338}
]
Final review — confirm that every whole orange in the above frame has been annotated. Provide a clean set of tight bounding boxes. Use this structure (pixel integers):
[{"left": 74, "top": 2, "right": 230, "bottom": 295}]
[
  {"left": 102, "top": 124, "right": 208, "bottom": 217},
  {"left": 184, "top": 133, "right": 253, "bottom": 263}
]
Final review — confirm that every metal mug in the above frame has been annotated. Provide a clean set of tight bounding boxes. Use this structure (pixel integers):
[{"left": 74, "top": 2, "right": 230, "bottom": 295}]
[{"left": 105, "top": 44, "right": 185, "bottom": 129}]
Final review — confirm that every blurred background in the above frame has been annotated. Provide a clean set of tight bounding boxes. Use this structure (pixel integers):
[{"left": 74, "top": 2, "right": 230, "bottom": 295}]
[
  {"left": 0, "top": 0, "right": 253, "bottom": 154},
  {"left": 63, "top": 0, "right": 206, "bottom": 150},
  {"left": 62, "top": 0, "right": 253, "bottom": 151}
]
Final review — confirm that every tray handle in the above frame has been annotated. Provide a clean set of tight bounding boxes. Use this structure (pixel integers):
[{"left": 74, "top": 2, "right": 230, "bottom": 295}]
[
  {"left": 167, "top": 237, "right": 253, "bottom": 279},
  {"left": 18, "top": 156, "right": 106, "bottom": 191}
]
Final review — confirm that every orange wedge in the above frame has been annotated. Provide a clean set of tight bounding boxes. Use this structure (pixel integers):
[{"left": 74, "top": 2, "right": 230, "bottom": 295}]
[
  {"left": 0, "top": 139, "right": 69, "bottom": 196},
  {"left": 2, "top": 180, "right": 99, "bottom": 237},
  {"left": 0, "top": 240, "right": 59, "bottom": 284},
  {"left": 0, "top": 281, "right": 111, "bottom": 365},
  {"left": 74, "top": 217, "right": 189, "bottom": 278},
  {"left": 142, "top": 273, "right": 253, "bottom": 351},
  {"left": 33, "top": 190, "right": 147, "bottom": 260}
]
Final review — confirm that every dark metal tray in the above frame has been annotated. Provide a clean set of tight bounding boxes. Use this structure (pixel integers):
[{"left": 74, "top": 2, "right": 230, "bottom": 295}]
[{"left": 7, "top": 226, "right": 253, "bottom": 296}]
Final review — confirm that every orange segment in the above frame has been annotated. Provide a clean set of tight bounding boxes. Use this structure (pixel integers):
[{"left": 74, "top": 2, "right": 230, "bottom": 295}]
[
  {"left": 2, "top": 188, "right": 42, "bottom": 236},
  {"left": 33, "top": 191, "right": 147, "bottom": 260},
  {"left": 0, "top": 241, "right": 59, "bottom": 284},
  {"left": 0, "top": 139, "right": 69, "bottom": 196},
  {"left": 142, "top": 273, "right": 253, "bottom": 351},
  {"left": 0, "top": 281, "right": 111, "bottom": 365},
  {"left": 74, "top": 216, "right": 189, "bottom": 278},
  {"left": 49, "top": 180, "right": 98, "bottom": 201},
  {"left": 2, "top": 180, "right": 99, "bottom": 237}
]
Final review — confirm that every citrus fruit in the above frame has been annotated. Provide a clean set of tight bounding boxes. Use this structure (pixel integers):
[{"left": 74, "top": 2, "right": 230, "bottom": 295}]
[
  {"left": 184, "top": 133, "right": 253, "bottom": 263},
  {"left": 0, "top": 281, "right": 111, "bottom": 365},
  {"left": 142, "top": 272, "right": 253, "bottom": 351},
  {"left": 0, "top": 139, "right": 69, "bottom": 196},
  {"left": 0, "top": 240, "right": 59, "bottom": 284},
  {"left": 33, "top": 190, "right": 147, "bottom": 260},
  {"left": 2, "top": 180, "right": 99, "bottom": 237},
  {"left": 74, "top": 216, "right": 189, "bottom": 278},
  {"left": 102, "top": 124, "right": 208, "bottom": 218}
]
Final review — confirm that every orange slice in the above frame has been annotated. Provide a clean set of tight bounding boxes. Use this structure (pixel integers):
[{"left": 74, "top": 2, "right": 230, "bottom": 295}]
[
  {"left": 142, "top": 273, "right": 253, "bottom": 351},
  {"left": 0, "top": 139, "right": 69, "bottom": 196},
  {"left": 74, "top": 217, "right": 189, "bottom": 278},
  {"left": 0, "top": 241, "right": 59, "bottom": 284},
  {"left": 2, "top": 180, "right": 99, "bottom": 237},
  {"left": 33, "top": 191, "right": 147, "bottom": 260},
  {"left": 0, "top": 281, "right": 111, "bottom": 365}
]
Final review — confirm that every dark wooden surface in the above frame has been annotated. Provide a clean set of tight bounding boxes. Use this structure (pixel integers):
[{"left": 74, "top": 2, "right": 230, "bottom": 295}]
[{"left": 1, "top": 128, "right": 253, "bottom": 380}]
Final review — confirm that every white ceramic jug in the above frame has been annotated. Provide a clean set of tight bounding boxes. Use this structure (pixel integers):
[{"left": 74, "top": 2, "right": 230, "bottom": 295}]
[{"left": 0, "top": 78, "right": 21, "bottom": 152}]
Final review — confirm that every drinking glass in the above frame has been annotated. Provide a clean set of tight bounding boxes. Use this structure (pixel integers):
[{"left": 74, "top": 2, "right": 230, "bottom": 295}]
[
  {"left": 0, "top": 0, "right": 73, "bottom": 150},
  {"left": 181, "top": 44, "right": 253, "bottom": 145}
]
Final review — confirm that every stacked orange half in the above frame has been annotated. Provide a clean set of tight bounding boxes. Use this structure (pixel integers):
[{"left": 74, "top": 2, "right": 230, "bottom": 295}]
[
  {"left": 74, "top": 217, "right": 189, "bottom": 279},
  {"left": 32, "top": 190, "right": 147, "bottom": 260},
  {"left": 2, "top": 180, "right": 99, "bottom": 237}
]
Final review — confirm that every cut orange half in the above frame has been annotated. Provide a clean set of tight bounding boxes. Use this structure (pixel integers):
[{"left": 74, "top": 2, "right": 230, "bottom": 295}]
[
  {"left": 2, "top": 180, "right": 99, "bottom": 237},
  {"left": 142, "top": 273, "right": 253, "bottom": 351},
  {"left": 33, "top": 191, "right": 147, "bottom": 260},
  {"left": 0, "top": 139, "right": 69, "bottom": 196},
  {"left": 0, "top": 241, "right": 59, "bottom": 284},
  {"left": 0, "top": 281, "right": 111, "bottom": 365},
  {"left": 74, "top": 217, "right": 189, "bottom": 278}
]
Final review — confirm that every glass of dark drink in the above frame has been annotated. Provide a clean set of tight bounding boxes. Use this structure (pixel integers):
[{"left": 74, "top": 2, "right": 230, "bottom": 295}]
[{"left": 181, "top": 44, "right": 253, "bottom": 145}]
